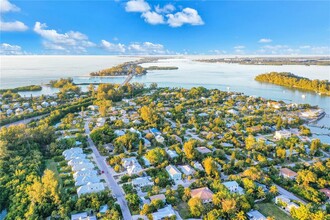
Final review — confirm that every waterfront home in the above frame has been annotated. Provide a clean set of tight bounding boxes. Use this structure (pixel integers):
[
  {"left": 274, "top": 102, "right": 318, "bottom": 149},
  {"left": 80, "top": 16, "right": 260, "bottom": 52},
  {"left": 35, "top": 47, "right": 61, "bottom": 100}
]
[
  {"left": 279, "top": 168, "right": 297, "bottom": 179},
  {"left": 166, "top": 149, "right": 179, "bottom": 159},
  {"left": 196, "top": 146, "right": 212, "bottom": 154},
  {"left": 77, "top": 182, "right": 105, "bottom": 197},
  {"left": 151, "top": 205, "right": 177, "bottom": 220},
  {"left": 179, "top": 165, "right": 196, "bottom": 176},
  {"left": 149, "top": 194, "right": 166, "bottom": 203},
  {"left": 166, "top": 165, "right": 182, "bottom": 181},
  {"left": 132, "top": 176, "right": 154, "bottom": 188},
  {"left": 246, "top": 210, "right": 267, "bottom": 220},
  {"left": 274, "top": 130, "right": 291, "bottom": 140},
  {"left": 223, "top": 181, "right": 244, "bottom": 194},
  {"left": 190, "top": 187, "right": 214, "bottom": 203}
]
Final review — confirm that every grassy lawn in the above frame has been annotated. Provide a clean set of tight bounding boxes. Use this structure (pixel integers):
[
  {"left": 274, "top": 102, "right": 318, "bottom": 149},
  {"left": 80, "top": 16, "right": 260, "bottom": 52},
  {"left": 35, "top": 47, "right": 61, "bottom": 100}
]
[
  {"left": 255, "top": 203, "right": 293, "bottom": 220},
  {"left": 45, "top": 159, "right": 63, "bottom": 190},
  {"left": 177, "top": 202, "right": 190, "bottom": 219}
]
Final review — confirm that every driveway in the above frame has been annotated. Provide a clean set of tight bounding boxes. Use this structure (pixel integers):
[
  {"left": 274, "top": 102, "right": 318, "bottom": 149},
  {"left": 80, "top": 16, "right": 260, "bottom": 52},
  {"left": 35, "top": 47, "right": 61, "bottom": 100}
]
[{"left": 274, "top": 184, "right": 307, "bottom": 205}]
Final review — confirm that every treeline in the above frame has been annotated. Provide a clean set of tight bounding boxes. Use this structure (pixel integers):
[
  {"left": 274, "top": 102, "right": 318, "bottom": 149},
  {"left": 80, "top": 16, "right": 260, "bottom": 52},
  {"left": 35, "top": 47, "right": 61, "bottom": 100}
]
[
  {"left": 90, "top": 63, "right": 146, "bottom": 76},
  {"left": 255, "top": 72, "right": 330, "bottom": 95},
  {"left": 0, "top": 85, "right": 42, "bottom": 94}
]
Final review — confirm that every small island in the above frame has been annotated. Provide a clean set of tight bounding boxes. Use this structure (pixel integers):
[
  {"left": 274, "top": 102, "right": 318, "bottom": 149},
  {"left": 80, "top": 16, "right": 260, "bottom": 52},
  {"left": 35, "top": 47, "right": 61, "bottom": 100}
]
[
  {"left": 145, "top": 66, "right": 179, "bottom": 70},
  {"left": 255, "top": 72, "right": 330, "bottom": 95},
  {"left": 90, "top": 63, "right": 147, "bottom": 77}
]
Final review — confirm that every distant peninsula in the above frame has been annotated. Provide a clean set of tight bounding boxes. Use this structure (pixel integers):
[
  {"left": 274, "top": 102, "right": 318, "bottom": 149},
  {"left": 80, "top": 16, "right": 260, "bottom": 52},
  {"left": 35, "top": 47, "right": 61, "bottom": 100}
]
[
  {"left": 0, "top": 85, "right": 42, "bottom": 94},
  {"left": 145, "top": 66, "right": 179, "bottom": 70},
  {"left": 255, "top": 72, "right": 330, "bottom": 95},
  {"left": 196, "top": 57, "right": 330, "bottom": 66}
]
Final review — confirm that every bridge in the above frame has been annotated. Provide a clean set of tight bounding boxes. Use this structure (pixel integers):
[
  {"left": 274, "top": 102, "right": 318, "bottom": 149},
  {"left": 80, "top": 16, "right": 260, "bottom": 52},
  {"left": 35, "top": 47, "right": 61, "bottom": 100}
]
[{"left": 121, "top": 74, "right": 134, "bottom": 87}]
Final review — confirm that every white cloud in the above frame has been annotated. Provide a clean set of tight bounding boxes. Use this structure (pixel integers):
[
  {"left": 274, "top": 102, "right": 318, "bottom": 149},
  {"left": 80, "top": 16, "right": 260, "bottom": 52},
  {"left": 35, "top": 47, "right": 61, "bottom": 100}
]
[
  {"left": 259, "top": 38, "right": 272, "bottom": 43},
  {"left": 0, "top": 0, "right": 28, "bottom": 32},
  {"left": 128, "top": 41, "right": 167, "bottom": 54},
  {"left": 125, "top": 0, "right": 150, "bottom": 12},
  {"left": 234, "top": 45, "right": 245, "bottom": 49},
  {"left": 0, "top": 0, "right": 20, "bottom": 13},
  {"left": 33, "top": 22, "right": 96, "bottom": 53},
  {"left": 309, "top": 46, "right": 330, "bottom": 55},
  {"left": 0, "top": 43, "right": 24, "bottom": 55},
  {"left": 142, "top": 11, "right": 164, "bottom": 25},
  {"left": 0, "top": 20, "right": 28, "bottom": 31},
  {"left": 209, "top": 49, "right": 227, "bottom": 55},
  {"left": 257, "top": 44, "right": 299, "bottom": 55},
  {"left": 100, "top": 40, "right": 126, "bottom": 53},
  {"left": 155, "top": 4, "right": 175, "bottom": 14},
  {"left": 167, "top": 8, "right": 204, "bottom": 27}
]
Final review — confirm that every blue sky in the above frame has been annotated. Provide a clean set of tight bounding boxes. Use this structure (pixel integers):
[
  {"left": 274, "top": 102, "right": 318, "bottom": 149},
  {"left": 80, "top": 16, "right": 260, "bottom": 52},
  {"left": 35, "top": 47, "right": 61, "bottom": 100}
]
[{"left": 1, "top": 0, "right": 330, "bottom": 55}]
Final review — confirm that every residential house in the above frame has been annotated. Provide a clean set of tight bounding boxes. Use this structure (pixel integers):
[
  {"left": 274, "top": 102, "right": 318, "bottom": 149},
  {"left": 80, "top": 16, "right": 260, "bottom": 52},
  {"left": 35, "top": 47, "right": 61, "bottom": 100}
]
[
  {"left": 71, "top": 212, "right": 97, "bottom": 220},
  {"left": 196, "top": 146, "right": 212, "bottom": 154},
  {"left": 166, "top": 165, "right": 182, "bottom": 181},
  {"left": 279, "top": 168, "right": 297, "bottom": 179},
  {"left": 72, "top": 162, "right": 94, "bottom": 172},
  {"left": 132, "top": 177, "right": 154, "bottom": 188},
  {"left": 274, "top": 130, "right": 292, "bottom": 140},
  {"left": 179, "top": 165, "right": 196, "bottom": 176},
  {"left": 223, "top": 181, "right": 244, "bottom": 194},
  {"left": 247, "top": 210, "right": 267, "bottom": 220},
  {"left": 74, "top": 169, "right": 98, "bottom": 180},
  {"left": 166, "top": 149, "right": 179, "bottom": 159},
  {"left": 75, "top": 175, "right": 100, "bottom": 187},
  {"left": 155, "top": 135, "right": 165, "bottom": 143},
  {"left": 149, "top": 194, "right": 166, "bottom": 203},
  {"left": 190, "top": 187, "right": 214, "bottom": 203},
  {"left": 193, "top": 161, "right": 204, "bottom": 171},
  {"left": 127, "top": 163, "right": 143, "bottom": 176},
  {"left": 320, "top": 188, "right": 330, "bottom": 201},
  {"left": 151, "top": 205, "right": 177, "bottom": 220}
]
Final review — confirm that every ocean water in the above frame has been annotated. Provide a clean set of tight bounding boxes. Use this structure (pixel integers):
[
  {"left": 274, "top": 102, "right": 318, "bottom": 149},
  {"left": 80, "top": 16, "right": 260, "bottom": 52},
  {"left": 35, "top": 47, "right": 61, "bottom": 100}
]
[{"left": 1, "top": 55, "right": 330, "bottom": 143}]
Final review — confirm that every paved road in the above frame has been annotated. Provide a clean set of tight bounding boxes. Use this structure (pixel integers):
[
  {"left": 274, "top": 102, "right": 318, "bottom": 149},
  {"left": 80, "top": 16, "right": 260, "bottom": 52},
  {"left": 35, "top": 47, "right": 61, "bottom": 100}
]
[
  {"left": 1, "top": 114, "right": 49, "bottom": 128},
  {"left": 275, "top": 184, "right": 307, "bottom": 205},
  {"left": 85, "top": 120, "right": 132, "bottom": 220}
]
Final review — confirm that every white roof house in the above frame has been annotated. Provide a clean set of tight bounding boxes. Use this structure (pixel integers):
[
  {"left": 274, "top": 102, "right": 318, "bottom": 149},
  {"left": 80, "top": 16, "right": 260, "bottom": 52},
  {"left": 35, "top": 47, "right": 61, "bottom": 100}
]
[
  {"left": 72, "top": 162, "right": 94, "bottom": 172},
  {"left": 179, "top": 165, "right": 196, "bottom": 176},
  {"left": 122, "top": 157, "right": 139, "bottom": 168},
  {"left": 247, "top": 210, "right": 267, "bottom": 220},
  {"left": 151, "top": 205, "right": 177, "bottom": 220},
  {"left": 142, "top": 156, "right": 151, "bottom": 167},
  {"left": 274, "top": 130, "right": 292, "bottom": 140},
  {"left": 223, "top": 181, "right": 244, "bottom": 194},
  {"left": 75, "top": 175, "right": 100, "bottom": 186},
  {"left": 41, "top": 101, "right": 49, "bottom": 107},
  {"left": 127, "top": 163, "right": 143, "bottom": 176},
  {"left": 166, "top": 149, "right": 179, "bottom": 159},
  {"left": 77, "top": 182, "right": 105, "bottom": 197},
  {"left": 132, "top": 176, "right": 154, "bottom": 187},
  {"left": 166, "top": 165, "right": 182, "bottom": 181},
  {"left": 68, "top": 158, "right": 90, "bottom": 166},
  {"left": 74, "top": 169, "right": 98, "bottom": 180},
  {"left": 114, "top": 129, "right": 125, "bottom": 137},
  {"left": 50, "top": 101, "right": 57, "bottom": 106},
  {"left": 193, "top": 161, "right": 204, "bottom": 171},
  {"left": 63, "top": 147, "right": 83, "bottom": 158},
  {"left": 142, "top": 138, "right": 151, "bottom": 147},
  {"left": 71, "top": 212, "right": 97, "bottom": 220},
  {"left": 6, "top": 109, "right": 13, "bottom": 115},
  {"left": 155, "top": 135, "right": 165, "bottom": 143}
]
